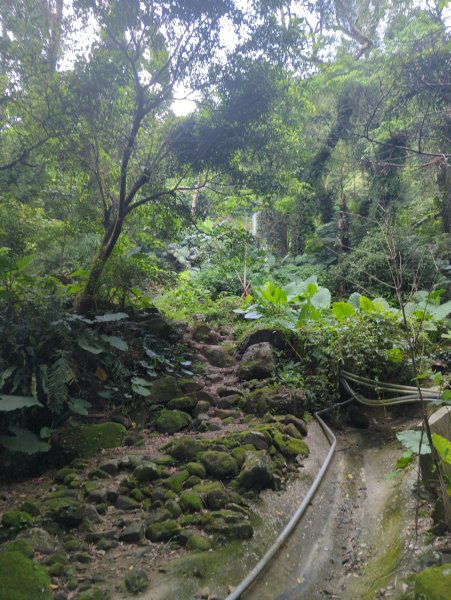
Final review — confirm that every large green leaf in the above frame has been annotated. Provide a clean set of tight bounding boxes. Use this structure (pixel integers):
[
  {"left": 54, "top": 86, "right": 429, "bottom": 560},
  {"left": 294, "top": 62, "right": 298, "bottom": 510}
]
[
  {"left": 0, "top": 427, "right": 50, "bottom": 454},
  {"left": 360, "top": 295, "right": 374, "bottom": 315},
  {"left": 0, "top": 395, "right": 43, "bottom": 412},
  {"left": 94, "top": 312, "right": 129, "bottom": 322},
  {"left": 77, "top": 337, "right": 104, "bottom": 354},
  {"left": 396, "top": 430, "right": 430, "bottom": 455},
  {"left": 100, "top": 335, "right": 129, "bottom": 351},
  {"left": 311, "top": 288, "right": 331, "bottom": 309},
  {"left": 68, "top": 398, "right": 91, "bottom": 416},
  {"left": 332, "top": 301, "right": 355, "bottom": 320},
  {"left": 348, "top": 292, "right": 361, "bottom": 309},
  {"left": 432, "top": 433, "right": 451, "bottom": 464}
]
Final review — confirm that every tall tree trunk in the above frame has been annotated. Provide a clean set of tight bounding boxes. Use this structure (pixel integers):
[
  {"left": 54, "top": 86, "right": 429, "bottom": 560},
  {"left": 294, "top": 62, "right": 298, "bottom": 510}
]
[
  {"left": 74, "top": 218, "right": 124, "bottom": 314},
  {"left": 438, "top": 164, "right": 451, "bottom": 234}
]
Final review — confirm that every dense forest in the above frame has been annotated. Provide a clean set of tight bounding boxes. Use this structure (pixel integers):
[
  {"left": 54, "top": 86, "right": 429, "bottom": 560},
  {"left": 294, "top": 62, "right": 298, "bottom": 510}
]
[{"left": 0, "top": 1, "right": 451, "bottom": 599}]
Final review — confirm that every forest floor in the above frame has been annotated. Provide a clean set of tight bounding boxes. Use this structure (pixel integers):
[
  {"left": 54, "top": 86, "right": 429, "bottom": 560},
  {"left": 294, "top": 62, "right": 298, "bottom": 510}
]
[{"left": 0, "top": 316, "right": 450, "bottom": 600}]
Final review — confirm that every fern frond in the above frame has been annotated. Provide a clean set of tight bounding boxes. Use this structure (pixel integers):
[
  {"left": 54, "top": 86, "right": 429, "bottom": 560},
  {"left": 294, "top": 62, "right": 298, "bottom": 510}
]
[{"left": 47, "top": 351, "right": 75, "bottom": 413}]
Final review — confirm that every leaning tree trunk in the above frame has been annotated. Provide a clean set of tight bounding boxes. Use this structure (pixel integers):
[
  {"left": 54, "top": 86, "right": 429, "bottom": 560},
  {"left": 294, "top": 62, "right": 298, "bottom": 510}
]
[{"left": 74, "top": 219, "right": 123, "bottom": 314}]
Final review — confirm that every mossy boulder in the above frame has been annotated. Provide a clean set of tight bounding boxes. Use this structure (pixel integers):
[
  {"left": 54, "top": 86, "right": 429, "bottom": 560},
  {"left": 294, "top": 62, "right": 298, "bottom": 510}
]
[
  {"left": 186, "top": 533, "right": 212, "bottom": 551},
  {"left": 154, "top": 409, "right": 192, "bottom": 434},
  {"left": 167, "top": 470, "right": 190, "bottom": 493},
  {"left": 167, "top": 396, "right": 198, "bottom": 413},
  {"left": 179, "top": 491, "right": 203, "bottom": 513},
  {"left": 237, "top": 450, "right": 274, "bottom": 490},
  {"left": 191, "top": 324, "right": 221, "bottom": 344},
  {"left": 161, "top": 436, "right": 205, "bottom": 461},
  {"left": 231, "top": 444, "right": 258, "bottom": 467},
  {"left": 415, "top": 563, "right": 451, "bottom": 599},
  {"left": 150, "top": 376, "right": 182, "bottom": 404},
  {"left": 132, "top": 462, "right": 161, "bottom": 482},
  {"left": 237, "top": 343, "right": 275, "bottom": 381},
  {"left": 204, "top": 510, "right": 253, "bottom": 540},
  {"left": 243, "top": 388, "right": 273, "bottom": 416},
  {"left": 67, "top": 422, "right": 127, "bottom": 457},
  {"left": 0, "top": 551, "right": 52, "bottom": 600},
  {"left": 186, "top": 462, "right": 206, "bottom": 478},
  {"left": 199, "top": 450, "right": 239, "bottom": 480},
  {"left": 1, "top": 509, "right": 33, "bottom": 532},
  {"left": 44, "top": 497, "right": 100, "bottom": 528},
  {"left": 145, "top": 519, "right": 180, "bottom": 542}
]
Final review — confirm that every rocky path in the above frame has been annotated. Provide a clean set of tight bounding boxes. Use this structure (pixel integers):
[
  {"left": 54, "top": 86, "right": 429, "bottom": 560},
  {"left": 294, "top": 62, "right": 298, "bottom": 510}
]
[{"left": 0, "top": 323, "right": 312, "bottom": 600}]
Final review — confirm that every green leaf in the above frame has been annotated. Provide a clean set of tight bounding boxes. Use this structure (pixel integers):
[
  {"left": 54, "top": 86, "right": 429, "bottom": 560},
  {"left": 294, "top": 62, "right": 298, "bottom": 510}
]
[
  {"left": 442, "top": 390, "right": 451, "bottom": 401},
  {"left": 68, "top": 398, "right": 91, "bottom": 416},
  {"left": 244, "top": 311, "right": 263, "bottom": 319},
  {"left": 40, "top": 427, "right": 52, "bottom": 439},
  {"left": 395, "top": 452, "right": 413, "bottom": 470},
  {"left": 0, "top": 395, "right": 43, "bottom": 412},
  {"left": 387, "top": 348, "right": 404, "bottom": 363},
  {"left": 432, "top": 433, "right": 451, "bottom": 465},
  {"left": 428, "top": 300, "right": 451, "bottom": 321},
  {"left": 100, "top": 335, "right": 129, "bottom": 351},
  {"left": 332, "top": 302, "right": 355, "bottom": 320},
  {"left": 348, "top": 292, "right": 361, "bottom": 309},
  {"left": 94, "top": 312, "right": 129, "bottom": 322},
  {"left": 132, "top": 384, "right": 151, "bottom": 396},
  {"left": 0, "top": 427, "right": 50, "bottom": 454},
  {"left": 360, "top": 295, "right": 374, "bottom": 314},
  {"left": 396, "top": 430, "right": 431, "bottom": 455},
  {"left": 131, "top": 377, "right": 152, "bottom": 386},
  {"left": 311, "top": 287, "right": 331, "bottom": 309},
  {"left": 0, "top": 366, "right": 15, "bottom": 389},
  {"left": 77, "top": 337, "right": 104, "bottom": 354}
]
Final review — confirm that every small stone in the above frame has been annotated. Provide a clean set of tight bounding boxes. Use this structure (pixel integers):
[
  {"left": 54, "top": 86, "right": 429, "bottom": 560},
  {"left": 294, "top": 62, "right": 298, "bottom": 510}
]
[
  {"left": 198, "top": 586, "right": 210, "bottom": 598},
  {"left": 115, "top": 495, "right": 140, "bottom": 510},
  {"left": 124, "top": 570, "right": 149, "bottom": 595},
  {"left": 98, "top": 460, "right": 119, "bottom": 475},
  {"left": 133, "top": 462, "right": 161, "bottom": 482},
  {"left": 119, "top": 522, "right": 144, "bottom": 544}
]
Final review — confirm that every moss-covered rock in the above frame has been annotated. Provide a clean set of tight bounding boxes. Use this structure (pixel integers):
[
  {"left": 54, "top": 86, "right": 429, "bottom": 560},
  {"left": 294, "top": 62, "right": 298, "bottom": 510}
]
[
  {"left": 231, "top": 444, "right": 257, "bottom": 467},
  {"left": 284, "top": 438, "right": 309, "bottom": 458},
  {"left": 67, "top": 422, "right": 127, "bottom": 458},
  {"left": 19, "top": 501, "right": 40, "bottom": 517},
  {"left": 124, "top": 570, "right": 149, "bottom": 595},
  {"left": 186, "top": 534, "right": 212, "bottom": 551},
  {"left": 204, "top": 510, "right": 253, "bottom": 540},
  {"left": 179, "top": 491, "right": 203, "bottom": 513},
  {"left": 133, "top": 462, "right": 161, "bottom": 482},
  {"left": 165, "top": 500, "right": 182, "bottom": 519},
  {"left": 44, "top": 497, "right": 100, "bottom": 528},
  {"left": 0, "top": 551, "right": 52, "bottom": 600},
  {"left": 167, "top": 396, "right": 198, "bottom": 413},
  {"left": 150, "top": 376, "right": 182, "bottom": 404},
  {"left": 155, "top": 409, "right": 192, "bottom": 434},
  {"left": 1, "top": 509, "right": 33, "bottom": 532},
  {"left": 199, "top": 451, "right": 238, "bottom": 480},
  {"left": 186, "top": 462, "right": 206, "bottom": 478},
  {"left": 160, "top": 436, "right": 206, "bottom": 461},
  {"left": 200, "top": 345, "right": 235, "bottom": 368},
  {"left": 237, "top": 450, "right": 274, "bottom": 490},
  {"left": 145, "top": 520, "right": 180, "bottom": 542},
  {"left": 415, "top": 563, "right": 451, "bottom": 599},
  {"left": 167, "top": 470, "right": 189, "bottom": 493},
  {"left": 6, "top": 539, "right": 34, "bottom": 558}
]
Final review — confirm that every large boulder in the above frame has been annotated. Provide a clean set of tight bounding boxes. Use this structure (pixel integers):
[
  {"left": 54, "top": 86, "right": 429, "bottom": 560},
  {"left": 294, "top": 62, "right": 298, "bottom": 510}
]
[
  {"left": 237, "top": 450, "right": 274, "bottom": 490},
  {"left": 0, "top": 551, "right": 52, "bottom": 600},
  {"left": 191, "top": 323, "right": 222, "bottom": 344},
  {"left": 237, "top": 342, "right": 275, "bottom": 381},
  {"left": 64, "top": 422, "right": 127, "bottom": 458}
]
